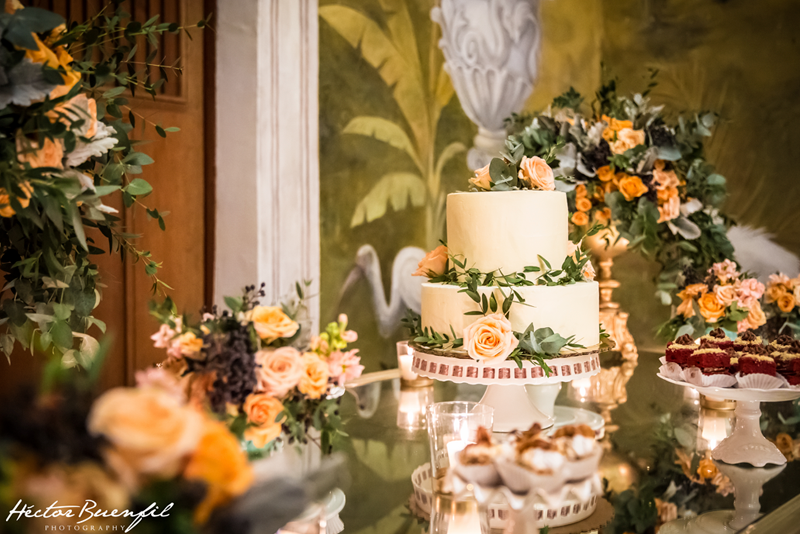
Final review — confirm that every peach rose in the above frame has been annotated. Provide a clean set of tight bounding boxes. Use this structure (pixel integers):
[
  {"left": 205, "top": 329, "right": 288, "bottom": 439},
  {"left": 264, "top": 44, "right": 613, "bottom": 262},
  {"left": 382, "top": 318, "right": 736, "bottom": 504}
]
[
  {"left": 88, "top": 387, "right": 204, "bottom": 481},
  {"left": 49, "top": 94, "right": 98, "bottom": 138},
  {"left": 595, "top": 207, "right": 612, "bottom": 224},
  {"left": 571, "top": 211, "right": 589, "bottom": 226},
  {"left": 698, "top": 292, "right": 726, "bottom": 323},
  {"left": 740, "top": 300, "right": 766, "bottom": 331},
  {"left": 601, "top": 115, "right": 633, "bottom": 132},
  {"left": 298, "top": 353, "right": 330, "bottom": 399},
  {"left": 184, "top": 419, "right": 253, "bottom": 525},
  {"left": 653, "top": 168, "right": 679, "bottom": 190},
  {"left": 682, "top": 283, "right": 709, "bottom": 299},
  {"left": 657, "top": 195, "right": 680, "bottom": 223},
  {"left": 518, "top": 156, "right": 555, "bottom": 191},
  {"left": 247, "top": 305, "right": 299, "bottom": 342},
  {"left": 582, "top": 260, "right": 596, "bottom": 281},
  {"left": 463, "top": 312, "right": 519, "bottom": 364},
  {"left": 176, "top": 331, "right": 204, "bottom": 356},
  {"left": 243, "top": 393, "right": 285, "bottom": 448},
  {"left": 0, "top": 181, "right": 33, "bottom": 217},
  {"left": 618, "top": 175, "right": 649, "bottom": 201},
  {"left": 255, "top": 347, "right": 304, "bottom": 397},
  {"left": 714, "top": 284, "right": 737, "bottom": 307},
  {"left": 778, "top": 293, "right": 796, "bottom": 313},
  {"left": 795, "top": 284, "right": 800, "bottom": 307},
  {"left": 609, "top": 128, "right": 646, "bottom": 155},
  {"left": 737, "top": 278, "right": 765, "bottom": 308},
  {"left": 469, "top": 163, "right": 492, "bottom": 190},
  {"left": 575, "top": 197, "right": 592, "bottom": 212},
  {"left": 17, "top": 135, "right": 63, "bottom": 169},
  {"left": 412, "top": 245, "right": 448, "bottom": 277},
  {"left": 765, "top": 284, "right": 787, "bottom": 304},
  {"left": 676, "top": 297, "right": 695, "bottom": 319},
  {"left": 596, "top": 165, "right": 614, "bottom": 182}
]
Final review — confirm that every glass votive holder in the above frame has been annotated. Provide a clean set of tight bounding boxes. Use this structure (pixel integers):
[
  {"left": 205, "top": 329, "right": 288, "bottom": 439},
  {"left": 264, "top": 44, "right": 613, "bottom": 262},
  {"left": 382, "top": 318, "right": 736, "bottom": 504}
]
[
  {"left": 397, "top": 340, "right": 433, "bottom": 387},
  {"left": 427, "top": 401, "right": 493, "bottom": 480},
  {"left": 397, "top": 385, "right": 434, "bottom": 431},
  {"left": 430, "top": 492, "right": 489, "bottom": 534}
]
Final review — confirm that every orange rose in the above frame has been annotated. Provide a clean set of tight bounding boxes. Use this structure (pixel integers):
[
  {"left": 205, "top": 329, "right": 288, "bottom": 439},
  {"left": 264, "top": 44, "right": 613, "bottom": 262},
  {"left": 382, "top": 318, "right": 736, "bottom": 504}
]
[
  {"left": 176, "top": 331, "right": 204, "bottom": 356},
  {"left": 657, "top": 186, "right": 679, "bottom": 203},
  {"left": 24, "top": 33, "right": 80, "bottom": 100},
  {"left": 88, "top": 387, "right": 204, "bottom": 482},
  {"left": 571, "top": 211, "right": 589, "bottom": 226},
  {"left": 412, "top": 245, "right": 448, "bottom": 277},
  {"left": 697, "top": 458, "right": 718, "bottom": 480},
  {"left": 469, "top": 163, "right": 492, "bottom": 190},
  {"left": 596, "top": 165, "right": 614, "bottom": 182},
  {"left": 255, "top": 347, "right": 304, "bottom": 397},
  {"left": 681, "top": 283, "right": 709, "bottom": 299},
  {"left": 595, "top": 207, "right": 612, "bottom": 224},
  {"left": 575, "top": 197, "right": 592, "bottom": 212},
  {"left": 601, "top": 115, "right": 633, "bottom": 132},
  {"left": 518, "top": 156, "right": 555, "bottom": 191},
  {"left": 0, "top": 181, "right": 33, "bottom": 217},
  {"left": 575, "top": 184, "right": 587, "bottom": 198},
  {"left": 462, "top": 312, "right": 519, "bottom": 364},
  {"left": 247, "top": 305, "right": 299, "bottom": 342},
  {"left": 298, "top": 353, "right": 330, "bottom": 399},
  {"left": 653, "top": 168, "right": 679, "bottom": 190},
  {"left": 618, "top": 175, "right": 649, "bottom": 201},
  {"left": 49, "top": 94, "right": 98, "bottom": 138},
  {"left": 609, "top": 128, "right": 646, "bottom": 155},
  {"left": 676, "top": 298, "right": 695, "bottom": 318},
  {"left": 698, "top": 292, "right": 726, "bottom": 323},
  {"left": 17, "top": 135, "right": 63, "bottom": 169},
  {"left": 243, "top": 393, "right": 284, "bottom": 448},
  {"left": 593, "top": 187, "right": 606, "bottom": 203},
  {"left": 777, "top": 293, "right": 795, "bottom": 313},
  {"left": 184, "top": 419, "right": 253, "bottom": 524},
  {"left": 742, "top": 300, "right": 767, "bottom": 330}
]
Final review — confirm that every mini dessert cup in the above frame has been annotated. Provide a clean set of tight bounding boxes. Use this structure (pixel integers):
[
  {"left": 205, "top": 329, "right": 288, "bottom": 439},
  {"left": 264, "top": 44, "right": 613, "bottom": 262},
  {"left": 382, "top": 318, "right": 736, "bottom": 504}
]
[
  {"left": 494, "top": 459, "right": 566, "bottom": 494},
  {"left": 563, "top": 447, "right": 603, "bottom": 482},
  {"left": 736, "top": 372, "right": 786, "bottom": 390},
  {"left": 659, "top": 362, "right": 685, "bottom": 382},
  {"left": 685, "top": 367, "right": 736, "bottom": 388},
  {"left": 453, "top": 461, "right": 501, "bottom": 487}
]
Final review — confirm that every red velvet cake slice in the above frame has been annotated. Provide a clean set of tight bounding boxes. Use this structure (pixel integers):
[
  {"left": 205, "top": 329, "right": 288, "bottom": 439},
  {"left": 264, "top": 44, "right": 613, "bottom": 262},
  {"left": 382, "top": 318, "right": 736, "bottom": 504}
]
[
  {"left": 773, "top": 351, "right": 800, "bottom": 378},
  {"left": 666, "top": 334, "right": 697, "bottom": 367},
  {"left": 789, "top": 359, "right": 800, "bottom": 386},
  {"left": 768, "top": 334, "right": 795, "bottom": 354},
  {"left": 738, "top": 354, "right": 776, "bottom": 376},
  {"left": 699, "top": 328, "right": 733, "bottom": 351},
  {"left": 687, "top": 347, "right": 731, "bottom": 375},
  {"left": 734, "top": 330, "right": 763, "bottom": 353}
]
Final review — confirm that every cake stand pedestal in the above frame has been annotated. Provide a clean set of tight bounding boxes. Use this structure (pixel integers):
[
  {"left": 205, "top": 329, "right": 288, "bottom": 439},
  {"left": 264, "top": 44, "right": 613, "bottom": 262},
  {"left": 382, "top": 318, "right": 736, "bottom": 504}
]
[
  {"left": 658, "top": 374, "right": 800, "bottom": 467},
  {"left": 412, "top": 345, "right": 601, "bottom": 432}
]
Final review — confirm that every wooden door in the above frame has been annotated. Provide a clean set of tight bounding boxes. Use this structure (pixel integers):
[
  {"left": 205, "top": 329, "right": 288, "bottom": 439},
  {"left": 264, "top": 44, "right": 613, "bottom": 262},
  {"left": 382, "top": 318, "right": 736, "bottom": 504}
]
[{"left": 0, "top": 0, "right": 213, "bottom": 392}]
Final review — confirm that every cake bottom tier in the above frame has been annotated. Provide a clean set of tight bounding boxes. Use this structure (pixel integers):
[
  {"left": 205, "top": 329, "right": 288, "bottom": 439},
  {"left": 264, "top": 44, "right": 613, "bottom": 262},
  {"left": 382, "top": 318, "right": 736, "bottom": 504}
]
[{"left": 420, "top": 281, "right": 599, "bottom": 347}]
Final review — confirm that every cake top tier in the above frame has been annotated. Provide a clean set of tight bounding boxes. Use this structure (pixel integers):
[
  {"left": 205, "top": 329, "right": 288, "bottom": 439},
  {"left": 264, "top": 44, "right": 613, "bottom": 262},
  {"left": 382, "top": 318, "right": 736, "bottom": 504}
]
[{"left": 447, "top": 190, "right": 568, "bottom": 278}]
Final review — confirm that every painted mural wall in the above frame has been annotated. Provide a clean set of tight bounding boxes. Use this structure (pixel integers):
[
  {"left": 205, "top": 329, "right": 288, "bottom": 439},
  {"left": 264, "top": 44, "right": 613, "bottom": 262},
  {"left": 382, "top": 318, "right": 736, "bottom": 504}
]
[{"left": 319, "top": 0, "right": 800, "bottom": 369}]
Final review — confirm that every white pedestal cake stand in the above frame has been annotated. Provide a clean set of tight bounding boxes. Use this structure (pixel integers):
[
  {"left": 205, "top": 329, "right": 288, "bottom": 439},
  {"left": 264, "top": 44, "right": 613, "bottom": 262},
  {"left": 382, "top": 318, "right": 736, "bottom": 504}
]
[
  {"left": 658, "top": 374, "right": 800, "bottom": 467},
  {"left": 412, "top": 344, "right": 601, "bottom": 432}
]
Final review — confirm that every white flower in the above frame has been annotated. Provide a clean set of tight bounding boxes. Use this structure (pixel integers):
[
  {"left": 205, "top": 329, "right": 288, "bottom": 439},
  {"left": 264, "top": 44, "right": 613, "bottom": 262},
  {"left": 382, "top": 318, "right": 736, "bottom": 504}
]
[{"left": 65, "top": 122, "right": 118, "bottom": 167}]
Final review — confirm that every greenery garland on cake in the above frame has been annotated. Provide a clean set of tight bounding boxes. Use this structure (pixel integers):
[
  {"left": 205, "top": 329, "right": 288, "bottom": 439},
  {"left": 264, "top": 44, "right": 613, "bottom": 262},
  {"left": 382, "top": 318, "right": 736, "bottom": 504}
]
[
  {"left": 0, "top": 2, "right": 207, "bottom": 367},
  {"left": 497, "top": 76, "right": 738, "bottom": 340},
  {"left": 150, "top": 282, "right": 364, "bottom": 455}
]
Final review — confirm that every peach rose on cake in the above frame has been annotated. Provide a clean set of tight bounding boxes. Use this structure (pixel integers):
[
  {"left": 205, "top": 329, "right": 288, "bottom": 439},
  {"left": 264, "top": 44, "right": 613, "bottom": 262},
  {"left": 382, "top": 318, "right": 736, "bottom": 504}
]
[
  {"left": 698, "top": 292, "right": 726, "bottom": 323},
  {"left": 582, "top": 260, "right": 596, "bottom": 281},
  {"left": 298, "top": 353, "right": 330, "bottom": 399},
  {"left": 243, "top": 393, "right": 285, "bottom": 448},
  {"left": 518, "top": 156, "right": 555, "bottom": 191},
  {"left": 469, "top": 163, "right": 492, "bottom": 190},
  {"left": 184, "top": 419, "right": 253, "bottom": 524},
  {"left": 247, "top": 305, "right": 299, "bottom": 342},
  {"left": 255, "top": 347, "right": 304, "bottom": 397},
  {"left": 0, "top": 181, "right": 33, "bottom": 217},
  {"left": 463, "top": 312, "right": 519, "bottom": 364},
  {"left": 618, "top": 175, "right": 648, "bottom": 201},
  {"left": 412, "top": 245, "right": 448, "bottom": 277},
  {"left": 87, "top": 387, "right": 204, "bottom": 482}
]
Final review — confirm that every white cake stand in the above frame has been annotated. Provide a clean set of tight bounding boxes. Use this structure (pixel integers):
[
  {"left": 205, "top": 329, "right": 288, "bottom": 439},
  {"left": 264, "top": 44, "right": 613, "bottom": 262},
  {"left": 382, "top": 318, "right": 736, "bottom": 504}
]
[
  {"left": 658, "top": 374, "right": 800, "bottom": 467},
  {"left": 412, "top": 345, "right": 601, "bottom": 432}
]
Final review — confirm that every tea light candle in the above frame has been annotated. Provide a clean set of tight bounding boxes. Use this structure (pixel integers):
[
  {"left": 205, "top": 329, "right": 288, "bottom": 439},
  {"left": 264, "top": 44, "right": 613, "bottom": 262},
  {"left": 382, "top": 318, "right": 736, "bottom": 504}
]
[
  {"left": 396, "top": 340, "right": 418, "bottom": 381},
  {"left": 446, "top": 439, "right": 468, "bottom": 467}
]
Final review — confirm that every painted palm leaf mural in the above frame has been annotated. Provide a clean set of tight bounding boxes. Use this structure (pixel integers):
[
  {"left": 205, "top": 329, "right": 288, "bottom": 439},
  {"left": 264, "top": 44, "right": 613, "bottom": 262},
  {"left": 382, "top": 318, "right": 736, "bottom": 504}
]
[{"left": 320, "top": 0, "right": 465, "bottom": 249}]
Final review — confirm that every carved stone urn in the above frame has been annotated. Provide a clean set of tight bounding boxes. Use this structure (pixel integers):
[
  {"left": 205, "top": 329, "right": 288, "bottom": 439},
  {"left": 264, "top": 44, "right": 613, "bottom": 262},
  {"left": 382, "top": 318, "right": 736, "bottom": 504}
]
[{"left": 431, "top": 0, "right": 541, "bottom": 170}]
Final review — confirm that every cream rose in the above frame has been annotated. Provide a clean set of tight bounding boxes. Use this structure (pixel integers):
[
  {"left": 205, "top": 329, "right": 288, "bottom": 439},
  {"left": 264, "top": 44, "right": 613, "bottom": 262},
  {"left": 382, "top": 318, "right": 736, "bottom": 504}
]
[
  {"left": 609, "top": 128, "right": 646, "bottom": 155},
  {"left": 463, "top": 312, "right": 519, "bottom": 364},
  {"left": 247, "top": 306, "right": 299, "bottom": 342},
  {"left": 88, "top": 387, "right": 204, "bottom": 480},
  {"left": 255, "top": 347, "right": 304, "bottom": 397},
  {"left": 298, "top": 353, "right": 330, "bottom": 399},
  {"left": 412, "top": 245, "right": 448, "bottom": 277},
  {"left": 518, "top": 156, "right": 555, "bottom": 191},
  {"left": 469, "top": 163, "right": 492, "bottom": 190},
  {"left": 714, "top": 284, "right": 737, "bottom": 307}
]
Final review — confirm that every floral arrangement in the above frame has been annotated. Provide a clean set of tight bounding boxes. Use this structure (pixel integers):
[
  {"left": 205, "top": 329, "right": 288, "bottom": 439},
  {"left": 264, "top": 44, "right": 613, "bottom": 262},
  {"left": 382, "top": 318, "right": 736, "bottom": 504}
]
[
  {"left": 657, "top": 259, "right": 766, "bottom": 340},
  {"left": 150, "top": 283, "right": 363, "bottom": 454},
  {"left": 763, "top": 272, "right": 800, "bottom": 339},
  {"left": 0, "top": 3, "right": 206, "bottom": 366},
  {"left": 0, "top": 365, "right": 255, "bottom": 533},
  {"left": 503, "top": 79, "right": 735, "bottom": 317}
]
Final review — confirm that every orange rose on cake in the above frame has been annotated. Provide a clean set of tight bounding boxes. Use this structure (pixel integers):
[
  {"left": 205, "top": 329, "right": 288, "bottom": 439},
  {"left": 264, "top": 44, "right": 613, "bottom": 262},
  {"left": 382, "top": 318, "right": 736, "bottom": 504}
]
[
  {"left": 463, "top": 312, "right": 519, "bottom": 364},
  {"left": 412, "top": 245, "right": 448, "bottom": 277},
  {"left": 517, "top": 156, "right": 554, "bottom": 191},
  {"left": 469, "top": 163, "right": 492, "bottom": 190},
  {"left": 255, "top": 347, "right": 304, "bottom": 397},
  {"left": 243, "top": 393, "right": 285, "bottom": 448},
  {"left": 247, "top": 305, "right": 299, "bottom": 342},
  {"left": 698, "top": 292, "right": 726, "bottom": 323}
]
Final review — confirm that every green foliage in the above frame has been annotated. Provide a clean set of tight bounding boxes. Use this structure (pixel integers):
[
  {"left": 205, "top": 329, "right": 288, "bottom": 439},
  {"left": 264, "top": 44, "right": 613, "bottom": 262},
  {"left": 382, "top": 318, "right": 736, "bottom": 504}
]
[{"left": 0, "top": 5, "right": 207, "bottom": 366}]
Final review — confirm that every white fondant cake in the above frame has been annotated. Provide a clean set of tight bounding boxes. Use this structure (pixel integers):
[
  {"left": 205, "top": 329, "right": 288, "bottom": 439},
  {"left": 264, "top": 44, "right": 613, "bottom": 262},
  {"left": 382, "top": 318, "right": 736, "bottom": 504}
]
[
  {"left": 421, "top": 282, "right": 600, "bottom": 347},
  {"left": 447, "top": 191, "right": 568, "bottom": 279}
]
